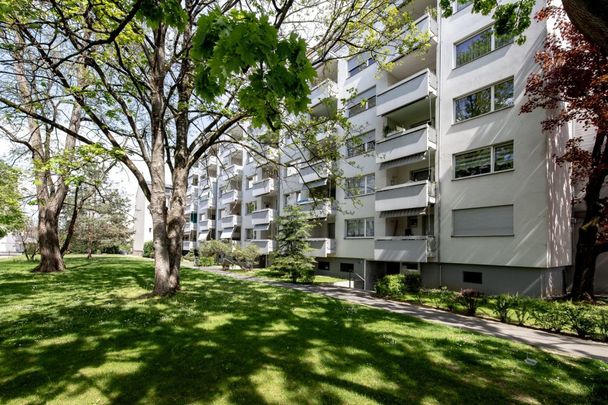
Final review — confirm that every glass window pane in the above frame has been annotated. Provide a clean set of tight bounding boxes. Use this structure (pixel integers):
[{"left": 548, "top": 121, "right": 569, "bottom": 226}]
[
  {"left": 494, "top": 79, "right": 514, "bottom": 110},
  {"left": 454, "top": 148, "right": 492, "bottom": 178},
  {"left": 366, "top": 174, "right": 375, "bottom": 193},
  {"left": 495, "top": 32, "right": 514, "bottom": 49},
  {"left": 365, "top": 218, "right": 374, "bottom": 237},
  {"left": 455, "top": 29, "right": 491, "bottom": 67},
  {"left": 455, "top": 87, "right": 491, "bottom": 122},
  {"left": 494, "top": 142, "right": 514, "bottom": 172}
]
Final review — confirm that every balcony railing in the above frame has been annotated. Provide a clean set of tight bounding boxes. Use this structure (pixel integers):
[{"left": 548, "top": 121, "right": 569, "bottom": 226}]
[
  {"left": 200, "top": 178, "right": 216, "bottom": 190},
  {"left": 297, "top": 199, "right": 335, "bottom": 218},
  {"left": 221, "top": 215, "right": 242, "bottom": 228},
  {"left": 221, "top": 189, "right": 240, "bottom": 206},
  {"left": 388, "top": 14, "right": 438, "bottom": 63},
  {"left": 251, "top": 208, "right": 275, "bottom": 226},
  {"left": 220, "top": 164, "right": 243, "bottom": 180},
  {"left": 374, "top": 236, "right": 435, "bottom": 262},
  {"left": 250, "top": 239, "right": 275, "bottom": 255},
  {"left": 375, "top": 180, "right": 435, "bottom": 212},
  {"left": 200, "top": 219, "right": 216, "bottom": 231},
  {"left": 251, "top": 178, "right": 275, "bottom": 197},
  {"left": 299, "top": 162, "right": 329, "bottom": 184},
  {"left": 376, "top": 69, "right": 437, "bottom": 116},
  {"left": 309, "top": 79, "right": 338, "bottom": 107},
  {"left": 376, "top": 124, "right": 436, "bottom": 165},
  {"left": 305, "top": 238, "right": 336, "bottom": 258}
]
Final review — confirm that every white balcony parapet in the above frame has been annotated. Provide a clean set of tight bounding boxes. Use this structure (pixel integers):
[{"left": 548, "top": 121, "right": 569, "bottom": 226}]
[
  {"left": 374, "top": 236, "right": 435, "bottom": 262},
  {"left": 309, "top": 79, "right": 338, "bottom": 107},
  {"left": 221, "top": 215, "right": 241, "bottom": 228},
  {"left": 297, "top": 199, "right": 335, "bottom": 218},
  {"left": 375, "top": 181, "right": 435, "bottom": 213},
  {"left": 388, "top": 14, "right": 438, "bottom": 63},
  {"left": 220, "top": 164, "right": 243, "bottom": 180},
  {"left": 182, "top": 241, "right": 195, "bottom": 251},
  {"left": 221, "top": 189, "right": 240, "bottom": 206},
  {"left": 250, "top": 239, "right": 275, "bottom": 255},
  {"left": 200, "top": 219, "right": 216, "bottom": 231},
  {"left": 252, "top": 178, "right": 275, "bottom": 197},
  {"left": 376, "top": 124, "right": 436, "bottom": 165},
  {"left": 376, "top": 69, "right": 437, "bottom": 116},
  {"left": 251, "top": 208, "right": 275, "bottom": 226},
  {"left": 299, "top": 162, "right": 330, "bottom": 184},
  {"left": 305, "top": 238, "right": 336, "bottom": 258}
]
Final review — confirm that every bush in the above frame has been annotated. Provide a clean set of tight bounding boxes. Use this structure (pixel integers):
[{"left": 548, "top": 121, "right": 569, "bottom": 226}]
[
  {"left": 491, "top": 294, "right": 514, "bottom": 322},
  {"left": 182, "top": 250, "right": 196, "bottom": 263},
  {"left": 563, "top": 302, "right": 596, "bottom": 338},
  {"left": 101, "top": 245, "right": 121, "bottom": 254},
  {"left": 200, "top": 240, "right": 231, "bottom": 265},
  {"left": 459, "top": 289, "right": 484, "bottom": 316},
  {"left": 375, "top": 275, "right": 405, "bottom": 298},
  {"left": 143, "top": 241, "right": 154, "bottom": 258},
  {"left": 427, "top": 287, "right": 458, "bottom": 311},
  {"left": 198, "top": 256, "right": 215, "bottom": 267},
  {"left": 511, "top": 296, "right": 534, "bottom": 326},
  {"left": 403, "top": 273, "right": 422, "bottom": 293},
  {"left": 270, "top": 254, "right": 316, "bottom": 283},
  {"left": 531, "top": 300, "right": 566, "bottom": 332},
  {"left": 597, "top": 310, "right": 608, "bottom": 342},
  {"left": 233, "top": 245, "right": 260, "bottom": 270}
]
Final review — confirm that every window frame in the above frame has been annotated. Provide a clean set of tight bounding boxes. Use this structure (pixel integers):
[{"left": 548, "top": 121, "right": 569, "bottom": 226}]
[
  {"left": 347, "top": 54, "right": 375, "bottom": 78},
  {"left": 452, "top": 204, "right": 515, "bottom": 237},
  {"left": 345, "top": 217, "right": 375, "bottom": 239},
  {"left": 454, "top": 25, "right": 513, "bottom": 68},
  {"left": 453, "top": 141, "right": 514, "bottom": 180},
  {"left": 345, "top": 173, "right": 375, "bottom": 198},
  {"left": 453, "top": 78, "right": 514, "bottom": 123},
  {"left": 346, "top": 130, "right": 376, "bottom": 158}
]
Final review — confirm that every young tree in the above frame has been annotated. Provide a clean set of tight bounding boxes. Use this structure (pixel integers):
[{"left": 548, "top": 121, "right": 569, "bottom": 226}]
[
  {"left": 0, "top": 160, "right": 25, "bottom": 238},
  {"left": 271, "top": 205, "right": 317, "bottom": 283},
  {"left": 519, "top": 5, "right": 608, "bottom": 301}
]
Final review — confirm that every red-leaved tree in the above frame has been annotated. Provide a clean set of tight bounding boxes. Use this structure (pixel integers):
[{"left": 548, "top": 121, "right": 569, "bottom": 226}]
[{"left": 521, "top": 5, "right": 608, "bottom": 300}]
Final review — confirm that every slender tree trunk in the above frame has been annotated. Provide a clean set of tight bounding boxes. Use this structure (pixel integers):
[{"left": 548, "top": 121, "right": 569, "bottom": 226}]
[{"left": 60, "top": 185, "right": 81, "bottom": 255}]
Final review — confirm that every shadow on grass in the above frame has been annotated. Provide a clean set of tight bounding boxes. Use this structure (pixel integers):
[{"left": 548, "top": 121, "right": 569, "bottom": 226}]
[{"left": 0, "top": 256, "right": 607, "bottom": 404}]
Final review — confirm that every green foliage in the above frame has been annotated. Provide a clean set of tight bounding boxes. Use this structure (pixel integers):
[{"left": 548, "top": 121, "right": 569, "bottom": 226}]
[
  {"left": 491, "top": 294, "right": 514, "bottom": 322},
  {"left": 232, "top": 244, "right": 260, "bottom": 271},
  {"left": 270, "top": 205, "right": 316, "bottom": 283},
  {"left": 138, "top": 0, "right": 188, "bottom": 29},
  {"left": 198, "top": 256, "right": 215, "bottom": 267},
  {"left": 511, "top": 295, "right": 534, "bottom": 326},
  {"left": 531, "top": 300, "right": 566, "bottom": 332},
  {"left": 440, "top": 0, "right": 535, "bottom": 45},
  {"left": 182, "top": 250, "right": 196, "bottom": 263},
  {"left": 143, "top": 241, "right": 154, "bottom": 258},
  {"left": 404, "top": 273, "right": 422, "bottom": 293},
  {"left": 458, "top": 289, "right": 484, "bottom": 316},
  {"left": 200, "top": 240, "right": 231, "bottom": 265},
  {"left": 0, "top": 161, "right": 25, "bottom": 238},
  {"left": 375, "top": 275, "right": 405, "bottom": 298},
  {"left": 192, "top": 8, "right": 315, "bottom": 129},
  {"left": 597, "top": 311, "right": 608, "bottom": 342},
  {"left": 563, "top": 302, "right": 596, "bottom": 338}
]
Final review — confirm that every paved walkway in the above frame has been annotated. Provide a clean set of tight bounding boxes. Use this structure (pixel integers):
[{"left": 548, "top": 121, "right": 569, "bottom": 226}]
[{"left": 196, "top": 266, "right": 608, "bottom": 362}]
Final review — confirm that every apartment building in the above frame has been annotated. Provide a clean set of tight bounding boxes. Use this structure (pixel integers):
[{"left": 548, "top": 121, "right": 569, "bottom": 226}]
[{"left": 134, "top": 0, "right": 584, "bottom": 297}]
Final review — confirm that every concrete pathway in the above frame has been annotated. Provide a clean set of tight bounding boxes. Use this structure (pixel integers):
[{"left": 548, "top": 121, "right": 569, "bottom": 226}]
[{"left": 196, "top": 266, "right": 608, "bottom": 363}]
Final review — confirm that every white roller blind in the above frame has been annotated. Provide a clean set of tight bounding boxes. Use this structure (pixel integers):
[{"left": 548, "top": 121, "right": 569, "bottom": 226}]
[{"left": 453, "top": 205, "right": 513, "bottom": 236}]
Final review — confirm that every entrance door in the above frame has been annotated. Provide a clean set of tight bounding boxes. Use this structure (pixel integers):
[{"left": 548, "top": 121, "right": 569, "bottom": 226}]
[{"left": 386, "top": 262, "right": 400, "bottom": 275}]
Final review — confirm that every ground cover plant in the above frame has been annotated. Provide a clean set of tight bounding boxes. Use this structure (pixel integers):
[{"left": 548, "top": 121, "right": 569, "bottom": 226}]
[{"left": 0, "top": 256, "right": 607, "bottom": 404}]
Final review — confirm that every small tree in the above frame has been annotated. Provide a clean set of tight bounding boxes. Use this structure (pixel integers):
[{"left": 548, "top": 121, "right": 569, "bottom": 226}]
[
  {"left": 232, "top": 244, "right": 260, "bottom": 271},
  {"left": 200, "top": 240, "right": 231, "bottom": 266},
  {"left": 271, "top": 205, "right": 316, "bottom": 283},
  {"left": 0, "top": 160, "right": 25, "bottom": 238}
]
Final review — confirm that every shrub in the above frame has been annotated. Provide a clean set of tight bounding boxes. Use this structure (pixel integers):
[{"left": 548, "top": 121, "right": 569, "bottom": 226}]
[
  {"left": 270, "top": 255, "right": 316, "bottom": 283},
  {"left": 182, "top": 250, "right": 196, "bottom": 263},
  {"left": 563, "top": 302, "right": 596, "bottom": 338},
  {"left": 491, "top": 294, "right": 514, "bottom": 322},
  {"left": 233, "top": 244, "right": 260, "bottom": 271},
  {"left": 511, "top": 296, "right": 534, "bottom": 326},
  {"left": 198, "top": 256, "right": 215, "bottom": 267},
  {"left": 200, "top": 240, "right": 231, "bottom": 265},
  {"left": 403, "top": 273, "right": 422, "bottom": 293},
  {"left": 531, "top": 300, "right": 566, "bottom": 332},
  {"left": 143, "top": 241, "right": 154, "bottom": 258},
  {"left": 375, "top": 275, "right": 405, "bottom": 298},
  {"left": 437, "top": 287, "right": 458, "bottom": 312},
  {"left": 101, "top": 245, "right": 121, "bottom": 254},
  {"left": 459, "top": 289, "right": 484, "bottom": 316}
]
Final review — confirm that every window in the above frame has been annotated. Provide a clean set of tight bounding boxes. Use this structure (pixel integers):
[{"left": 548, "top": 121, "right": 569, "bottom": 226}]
[
  {"left": 346, "top": 131, "right": 376, "bottom": 158},
  {"left": 345, "top": 174, "right": 375, "bottom": 197},
  {"left": 411, "top": 168, "right": 431, "bottom": 182},
  {"left": 340, "top": 262, "right": 354, "bottom": 273},
  {"left": 454, "top": 141, "right": 513, "bottom": 179},
  {"left": 463, "top": 271, "right": 483, "bottom": 284},
  {"left": 455, "top": 26, "right": 513, "bottom": 67},
  {"left": 346, "top": 87, "right": 376, "bottom": 117},
  {"left": 345, "top": 217, "right": 374, "bottom": 238},
  {"left": 317, "top": 261, "right": 330, "bottom": 271},
  {"left": 246, "top": 201, "right": 257, "bottom": 215},
  {"left": 190, "top": 212, "right": 197, "bottom": 223},
  {"left": 246, "top": 176, "right": 256, "bottom": 189},
  {"left": 285, "top": 161, "right": 298, "bottom": 177},
  {"left": 245, "top": 228, "right": 254, "bottom": 240},
  {"left": 453, "top": 205, "right": 514, "bottom": 237},
  {"left": 283, "top": 193, "right": 290, "bottom": 206},
  {"left": 347, "top": 53, "right": 375, "bottom": 77},
  {"left": 454, "top": 78, "right": 513, "bottom": 122}
]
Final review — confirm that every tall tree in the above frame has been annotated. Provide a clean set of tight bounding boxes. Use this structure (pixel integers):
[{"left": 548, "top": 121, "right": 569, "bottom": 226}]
[
  {"left": 0, "top": 0, "right": 425, "bottom": 295},
  {"left": 520, "top": 5, "right": 608, "bottom": 300}
]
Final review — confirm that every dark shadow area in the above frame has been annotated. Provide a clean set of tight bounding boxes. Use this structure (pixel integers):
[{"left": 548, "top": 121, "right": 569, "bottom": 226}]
[{"left": 1, "top": 256, "right": 606, "bottom": 404}]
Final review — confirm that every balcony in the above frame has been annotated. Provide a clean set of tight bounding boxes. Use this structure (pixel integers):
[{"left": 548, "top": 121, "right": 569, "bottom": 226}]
[
  {"left": 388, "top": 14, "right": 438, "bottom": 63},
  {"left": 309, "top": 79, "right": 338, "bottom": 107},
  {"left": 376, "top": 69, "right": 437, "bottom": 116},
  {"left": 299, "top": 162, "right": 329, "bottom": 184},
  {"left": 220, "top": 164, "right": 243, "bottom": 180},
  {"left": 297, "top": 199, "right": 335, "bottom": 218},
  {"left": 251, "top": 208, "right": 275, "bottom": 226},
  {"left": 376, "top": 124, "right": 436, "bottom": 166},
  {"left": 183, "top": 222, "right": 193, "bottom": 232},
  {"left": 249, "top": 239, "right": 275, "bottom": 255},
  {"left": 182, "top": 241, "right": 196, "bottom": 251},
  {"left": 221, "top": 215, "right": 241, "bottom": 228},
  {"left": 221, "top": 189, "right": 239, "bottom": 206},
  {"left": 200, "top": 178, "right": 215, "bottom": 190},
  {"left": 374, "top": 236, "right": 435, "bottom": 262},
  {"left": 252, "top": 178, "right": 275, "bottom": 197},
  {"left": 305, "top": 238, "right": 336, "bottom": 258},
  {"left": 375, "top": 181, "right": 435, "bottom": 213},
  {"left": 200, "top": 219, "right": 216, "bottom": 231}
]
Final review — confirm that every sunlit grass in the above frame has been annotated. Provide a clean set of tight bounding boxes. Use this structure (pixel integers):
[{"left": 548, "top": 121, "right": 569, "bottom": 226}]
[{"left": 0, "top": 255, "right": 606, "bottom": 404}]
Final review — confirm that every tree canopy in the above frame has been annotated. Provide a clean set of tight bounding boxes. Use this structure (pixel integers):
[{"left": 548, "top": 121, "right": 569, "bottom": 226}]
[{"left": 0, "top": 160, "right": 25, "bottom": 238}]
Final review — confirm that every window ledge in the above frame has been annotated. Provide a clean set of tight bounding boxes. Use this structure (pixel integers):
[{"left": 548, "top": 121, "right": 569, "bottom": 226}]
[
  {"left": 344, "top": 192, "right": 375, "bottom": 199},
  {"left": 451, "top": 234, "right": 514, "bottom": 238},
  {"left": 453, "top": 104, "right": 513, "bottom": 126},
  {"left": 452, "top": 168, "right": 514, "bottom": 181}
]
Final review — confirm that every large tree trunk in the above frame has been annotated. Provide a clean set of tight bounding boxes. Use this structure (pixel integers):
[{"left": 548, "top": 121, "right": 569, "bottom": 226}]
[
  {"left": 563, "top": 0, "right": 608, "bottom": 57},
  {"left": 36, "top": 204, "right": 65, "bottom": 272}
]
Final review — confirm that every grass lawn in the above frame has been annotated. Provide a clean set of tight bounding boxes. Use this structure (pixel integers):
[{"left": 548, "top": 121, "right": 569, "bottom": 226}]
[
  {"left": 0, "top": 256, "right": 607, "bottom": 404},
  {"left": 224, "top": 267, "right": 347, "bottom": 284}
]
